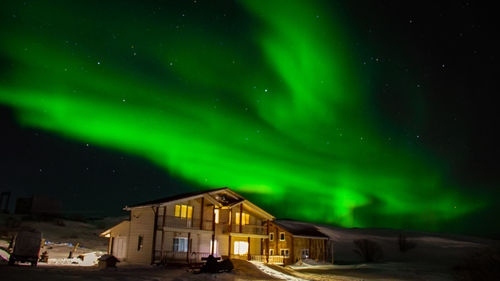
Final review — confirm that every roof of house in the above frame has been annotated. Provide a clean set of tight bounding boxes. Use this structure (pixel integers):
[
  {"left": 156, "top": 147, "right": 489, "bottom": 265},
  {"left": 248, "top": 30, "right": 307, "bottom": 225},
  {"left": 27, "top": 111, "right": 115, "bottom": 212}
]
[
  {"left": 274, "top": 219, "right": 329, "bottom": 239},
  {"left": 124, "top": 187, "right": 275, "bottom": 220},
  {"left": 99, "top": 220, "right": 130, "bottom": 237},
  {"left": 127, "top": 187, "right": 229, "bottom": 208}
]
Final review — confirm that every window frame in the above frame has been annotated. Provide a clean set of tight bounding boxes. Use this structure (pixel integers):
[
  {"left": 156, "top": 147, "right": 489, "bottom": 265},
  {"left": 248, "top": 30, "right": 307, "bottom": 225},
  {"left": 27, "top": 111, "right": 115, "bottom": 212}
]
[
  {"left": 301, "top": 248, "right": 309, "bottom": 258},
  {"left": 269, "top": 232, "right": 274, "bottom": 241},
  {"left": 280, "top": 248, "right": 289, "bottom": 257},
  {"left": 214, "top": 208, "right": 219, "bottom": 224},
  {"left": 137, "top": 235, "right": 143, "bottom": 251},
  {"left": 174, "top": 204, "right": 193, "bottom": 219},
  {"left": 233, "top": 241, "right": 249, "bottom": 255},
  {"left": 279, "top": 232, "right": 285, "bottom": 241},
  {"left": 173, "top": 237, "right": 188, "bottom": 253}
]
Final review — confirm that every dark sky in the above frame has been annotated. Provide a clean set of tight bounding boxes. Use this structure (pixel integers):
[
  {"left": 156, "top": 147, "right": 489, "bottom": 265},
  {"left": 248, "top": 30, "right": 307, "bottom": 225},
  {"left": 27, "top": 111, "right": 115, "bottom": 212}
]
[{"left": 0, "top": 1, "right": 498, "bottom": 238}]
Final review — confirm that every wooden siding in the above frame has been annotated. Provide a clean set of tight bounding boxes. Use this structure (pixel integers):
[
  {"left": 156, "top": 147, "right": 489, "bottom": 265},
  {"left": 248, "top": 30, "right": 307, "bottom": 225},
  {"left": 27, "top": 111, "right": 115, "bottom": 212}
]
[
  {"left": 265, "top": 222, "right": 327, "bottom": 265},
  {"left": 127, "top": 208, "right": 155, "bottom": 264},
  {"left": 121, "top": 190, "right": 273, "bottom": 264}
]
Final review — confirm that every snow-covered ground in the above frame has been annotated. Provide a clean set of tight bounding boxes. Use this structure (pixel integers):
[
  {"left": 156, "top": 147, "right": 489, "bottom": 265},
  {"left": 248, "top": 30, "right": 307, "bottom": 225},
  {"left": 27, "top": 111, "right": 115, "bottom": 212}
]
[
  {"left": 1, "top": 215, "right": 499, "bottom": 280},
  {"left": 0, "top": 262, "right": 279, "bottom": 281}
]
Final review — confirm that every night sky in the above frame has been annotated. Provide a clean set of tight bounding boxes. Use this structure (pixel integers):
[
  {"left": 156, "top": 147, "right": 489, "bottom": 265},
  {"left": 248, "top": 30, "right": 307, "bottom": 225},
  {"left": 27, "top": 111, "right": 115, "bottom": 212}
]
[{"left": 0, "top": 1, "right": 498, "bottom": 237}]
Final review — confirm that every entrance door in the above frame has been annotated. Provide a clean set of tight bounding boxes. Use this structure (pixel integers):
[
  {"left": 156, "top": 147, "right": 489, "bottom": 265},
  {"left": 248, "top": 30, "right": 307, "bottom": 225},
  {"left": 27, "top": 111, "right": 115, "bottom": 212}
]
[
  {"left": 113, "top": 237, "right": 127, "bottom": 259},
  {"left": 233, "top": 241, "right": 248, "bottom": 257}
]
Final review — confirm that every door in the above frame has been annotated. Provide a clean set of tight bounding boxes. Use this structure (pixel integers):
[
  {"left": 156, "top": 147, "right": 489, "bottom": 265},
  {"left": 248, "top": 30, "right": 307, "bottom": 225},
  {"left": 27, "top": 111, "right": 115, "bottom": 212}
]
[
  {"left": 113, "top": 237, "right": 127, "bottom": 260},
  {"left": 234, "top": 241, "right": 248, "bottom": 257}
]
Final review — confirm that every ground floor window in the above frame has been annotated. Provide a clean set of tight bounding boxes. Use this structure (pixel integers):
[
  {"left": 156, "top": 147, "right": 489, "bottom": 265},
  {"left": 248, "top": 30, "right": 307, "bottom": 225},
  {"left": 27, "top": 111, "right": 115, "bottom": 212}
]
[
  {"left": 234, "top": 241, "right": 248, "bottom": 255},
  {"left": 269, "top": 249, "right": 274, "bottom": 256},
  {"left": 210, "top": 239, "right": 218, "bottom": 255},
  {"left": 301, "top": 248, "right": 309, "bottom": 258},
  {"left": 137, "top": 235, "right": 143, "bottom": 251},
  {"left": 280, "top": 249, "right": 289, "bottom": 257},
  {"left": 173, "top": 237, "right": 188, "bottom": 252}
]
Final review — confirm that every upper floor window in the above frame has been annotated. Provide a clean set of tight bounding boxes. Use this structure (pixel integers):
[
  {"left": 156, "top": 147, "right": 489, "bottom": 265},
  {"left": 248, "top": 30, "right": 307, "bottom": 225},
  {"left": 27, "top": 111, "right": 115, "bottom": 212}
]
[
  {"left": 269, "top": 232, "right": 274, "bottom": 241},
  {"left": 174, "top": 204, "right": 193, "bottom": 219},
  {"left": 280, "top": 232, "right": 285, "bottom": 241},
  {"left": 235, "top": 212, "right": 250, "bottom": 225},
  {"left": 214, "top": 208, "right": 219, "bottom": 224}
]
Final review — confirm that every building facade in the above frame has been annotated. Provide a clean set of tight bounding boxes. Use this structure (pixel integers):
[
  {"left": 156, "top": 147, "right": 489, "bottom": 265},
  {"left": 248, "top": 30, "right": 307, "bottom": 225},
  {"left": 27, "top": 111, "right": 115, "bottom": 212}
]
[
  {"left": 101, "top": 188, "right": 331, "bottom": 265},
  {"left": 102, "top": 188, "right": 273, "bottom": 264},
  {"left": 264, "top": 220, "right": 330, "bottom": 265}
]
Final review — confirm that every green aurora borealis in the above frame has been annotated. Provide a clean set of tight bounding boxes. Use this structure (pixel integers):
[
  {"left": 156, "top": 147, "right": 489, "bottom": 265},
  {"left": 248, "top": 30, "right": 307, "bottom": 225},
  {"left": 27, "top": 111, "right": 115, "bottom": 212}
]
[{"left": 0, "top": 1, "right": 489, "bottom": 231}]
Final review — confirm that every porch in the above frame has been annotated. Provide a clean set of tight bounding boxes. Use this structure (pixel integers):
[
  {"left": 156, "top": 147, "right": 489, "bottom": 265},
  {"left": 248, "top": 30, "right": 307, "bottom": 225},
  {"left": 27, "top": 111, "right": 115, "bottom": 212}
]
[{"left": 232, "top": 254, "right": 285, "bottom": 265}]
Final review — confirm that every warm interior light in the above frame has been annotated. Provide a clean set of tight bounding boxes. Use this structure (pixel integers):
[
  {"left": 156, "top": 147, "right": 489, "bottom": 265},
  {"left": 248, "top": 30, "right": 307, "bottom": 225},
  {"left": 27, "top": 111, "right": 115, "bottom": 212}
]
[{"left": 214, "top": 209, "right": 219, "bottom": 224}]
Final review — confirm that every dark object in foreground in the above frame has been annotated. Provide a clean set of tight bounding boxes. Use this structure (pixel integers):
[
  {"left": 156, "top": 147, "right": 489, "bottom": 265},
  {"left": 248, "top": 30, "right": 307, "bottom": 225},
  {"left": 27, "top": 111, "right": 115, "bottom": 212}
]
[
  {"left": 39, "top": 251, "right": 49, "bottom": 263},
  {"left": 98, "top": 254, "right": 120, "bottom": 269},
  {"left": 195, "top": 255, "right": 233, "bottom": 273},
  {"left": 398, "top": 233, "right": 417, "bottom": 253},
  {"left": 8, "top": 230, "right": 42, "bottom": 266},
  {"left": 353, "top": 239, "right": 384, "bottom": 262},
  {"left": 453, "top": 247, "right": 500, "bottom": 281}
]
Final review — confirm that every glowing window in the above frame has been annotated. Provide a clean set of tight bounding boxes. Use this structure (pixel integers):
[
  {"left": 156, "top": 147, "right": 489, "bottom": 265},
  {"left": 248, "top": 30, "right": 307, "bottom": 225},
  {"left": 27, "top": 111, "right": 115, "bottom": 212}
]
[
  {"left": 214, "top": 209, "right": 219, "bottom": 224},
  {"left": 181, "top": 205, "right": 187, "bottom": 218},
  {"left": 210, "top": 239, "right": 218, "bottom": 254},
  {"left": 175, "top": 205, "right": 193, "bottom": 219},
  {"left": 174, "top": 205, "right": 180, "bottom": 217},
  {"left": 235, "top": 212, "right": 250, "bottom": 225},
  {"left": 234, "top": 241, "right": 248, "bottom": 255}
]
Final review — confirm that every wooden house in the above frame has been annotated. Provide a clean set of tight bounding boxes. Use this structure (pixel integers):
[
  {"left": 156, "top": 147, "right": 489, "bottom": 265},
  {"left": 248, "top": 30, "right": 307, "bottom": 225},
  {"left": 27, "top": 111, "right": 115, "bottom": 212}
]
[
  {"left": 264, "top": 220, "right": 330, "bottom": 265},
  {"left": 101, "top": 188, "right": 274, "bottom": 265}
]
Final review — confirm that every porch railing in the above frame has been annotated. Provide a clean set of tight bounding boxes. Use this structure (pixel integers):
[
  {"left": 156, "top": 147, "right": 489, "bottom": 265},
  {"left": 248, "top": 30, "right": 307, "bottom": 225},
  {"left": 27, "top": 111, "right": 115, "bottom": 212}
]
[
  {"left": 154, "top": 250, "right": 213, "bottom": 264},
  {"left": 156, "top": 215, "right": 214, "bottom": 231},
  {"left": 222, "top": 224, "right": 267, "bottom": 235},
  {"left": 248, "top": 255, "right": 284, "bottom": 264}
]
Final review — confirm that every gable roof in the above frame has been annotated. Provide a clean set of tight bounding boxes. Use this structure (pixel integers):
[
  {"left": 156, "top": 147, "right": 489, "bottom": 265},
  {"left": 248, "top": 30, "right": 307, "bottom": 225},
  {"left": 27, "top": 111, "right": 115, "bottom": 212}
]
[
  {"left": 126, "top": 187, "right": 228, "bottom": 208},
  {"left": 274, "top": 219, "right": 328, "bottom": 239},
  {"left": 124, "top": 187, "right": 274, "bottom": 220},
  {"left": 99, "top": 220, "right": 130, "bottom": 237}
]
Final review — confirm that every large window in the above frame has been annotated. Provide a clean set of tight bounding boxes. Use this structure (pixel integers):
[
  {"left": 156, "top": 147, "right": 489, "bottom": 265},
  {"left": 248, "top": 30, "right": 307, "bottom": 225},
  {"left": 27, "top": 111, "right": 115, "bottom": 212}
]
[
  {"left": 233, "top": 241, "right": 248, "bottom": 255},
  {"left": 173, "top": 237, "right": 188, "bottom": 252},
  {"left": 174, "top": 204, "right": 193, "bottom": 219},
  {"left": 235, "top": 212, "right": 250, "bottom": 225}
]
